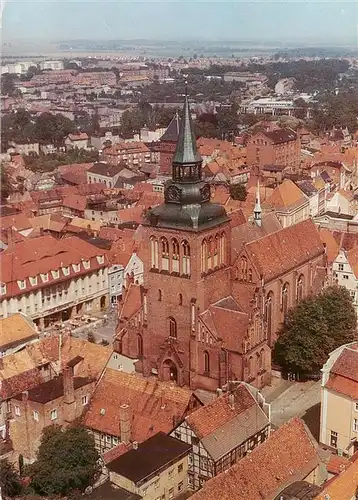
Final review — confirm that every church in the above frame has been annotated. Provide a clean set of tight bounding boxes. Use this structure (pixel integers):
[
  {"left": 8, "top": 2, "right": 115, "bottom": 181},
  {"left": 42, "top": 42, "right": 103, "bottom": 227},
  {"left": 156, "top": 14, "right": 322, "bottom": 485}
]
[{"left": 115, "top": 93, "right": 327, "bottom": 391}]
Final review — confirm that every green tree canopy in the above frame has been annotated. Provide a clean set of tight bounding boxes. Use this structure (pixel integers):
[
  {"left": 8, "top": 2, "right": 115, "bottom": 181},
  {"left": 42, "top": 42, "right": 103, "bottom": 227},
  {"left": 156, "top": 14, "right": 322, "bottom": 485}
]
[
  {"left": 0, "top": 458, "right": 22, "bottom": 497},
  {"left": 273, "top": 286, "right": 356, "bottom": 377},
  {"left": 29, "top": 426, "right": 100, "bottom": 496}
]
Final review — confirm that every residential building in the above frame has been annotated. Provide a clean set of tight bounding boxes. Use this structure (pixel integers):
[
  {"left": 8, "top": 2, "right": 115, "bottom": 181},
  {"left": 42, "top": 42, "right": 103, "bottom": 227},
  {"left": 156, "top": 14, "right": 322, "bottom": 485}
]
[
  {"left": 0, "top": 235, "right": 109, "bottom": 329},
  {"left": 332, "top": 247, "right": 358, "bottom": 314},
  {"left": 83, "top": 368, "right": 202, "bottom": 455},
  {"left": 0, "top": 314, "right": 39, "bottom": 356},
  {"left": 262, "top": 179, "right": 310, "bottom": 227},
  {"left": 108, "top": 264, "right": 124, "bottom": 304},
  {"left": 274, "top": 77, "right": 295, "bottom": 95},
  {"left": 316, "top": 452, "right": 358, "bottom": 500},
  {"left": 190, "top": 417, "right": 326, "bottom": 500},
  {"left": 10, "top": 142, "right": 40, "bottom": 156},
  {"left": 246, "top": 128, "right": 301, "bottom": 171},
  {"left": 65, "top": 132, "right": 89, "bottom": 151},
  {"left": 90, "top": 131, "right": 122, "bottom": 150},
  {"left": 326, "top": 189, "right": 355, "bottom": 216},
  {"left": 87, "top": 162, "right": 123, "bottom": 188},
  {"left": 171, "top": 383, "right": 270, "bottom": 490},
  {"left": 107, "top": 432, "right": 191, "bottom": 500},
  {"left": 103, "top": 142, "right": 152, "bottom": 167},
  {"left": 320, "top": 342, "right": 358, "bottom": 457},
  {"left": 39, "top": 60, "right": 64, "bottom": 71},
  {"left": 240, "top": 97, "right": 311, "bottom": 118},
  {"left": 11, "top": 359, "right": 94, "bottom": 462}
]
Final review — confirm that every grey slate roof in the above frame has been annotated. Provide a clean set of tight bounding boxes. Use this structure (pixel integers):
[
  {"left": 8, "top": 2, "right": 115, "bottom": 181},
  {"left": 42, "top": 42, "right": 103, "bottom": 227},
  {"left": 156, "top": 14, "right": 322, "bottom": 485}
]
[
  {"left": 172, "top": 95, "right": 202, "bottom": 165},
  {"left": 160, "top": 113, "right": 181, "bottom": 142},
  {"left": 201, "top": 403, "right": 269, "bottom": 461}
]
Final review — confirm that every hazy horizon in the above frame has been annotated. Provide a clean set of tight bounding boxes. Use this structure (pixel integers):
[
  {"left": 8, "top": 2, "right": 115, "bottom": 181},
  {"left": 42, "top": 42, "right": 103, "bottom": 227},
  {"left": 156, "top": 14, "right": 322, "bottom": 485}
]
[{"left": 3, "top": 1, "right": 358, "bottom": 46}]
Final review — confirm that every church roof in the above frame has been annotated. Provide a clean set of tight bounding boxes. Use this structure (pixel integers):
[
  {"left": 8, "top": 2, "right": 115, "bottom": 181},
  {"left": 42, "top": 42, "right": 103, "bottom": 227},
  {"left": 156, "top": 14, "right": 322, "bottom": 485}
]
[
  {"left": 160, "top": 113, "right": 181, "bottom": 143},
  {"left": 172, "top": 94, "right": 202, "bottom": 165}
]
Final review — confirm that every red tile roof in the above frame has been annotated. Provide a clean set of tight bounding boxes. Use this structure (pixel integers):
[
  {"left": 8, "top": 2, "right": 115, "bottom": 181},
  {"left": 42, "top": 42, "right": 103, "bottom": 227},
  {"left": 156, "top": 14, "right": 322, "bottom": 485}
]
[
  {"left": 0, "top": 213, "right": 32, "bottom": 232},
  {"left": 190, "top": 418, "right": 319, "bottom": 500},
  {"left": 67, "top": 132, "right": 89, "bottom": 141},
  {"left": 244, "top": 219, "right": 324, "bottom": 282},
  {"left": 120, "top": 284, "right": 142, "bottom": 320},
  {"left": 331, "top": 345, "right": 358, "bottom": 381},
  {"left": 186, "top": 384, "right": 255, "bottom": 439},
  {"left": 326, "top": 454, "right": 350, "bottom": 475},
  {"left": 263, "top": 179, "right": 307, "bottom": 211},
  {"left": 0, "top": 235, "right": 107, "bottom": 299},
  {"left": 83, "top": 369, "right": 199, "bottom": 442}
]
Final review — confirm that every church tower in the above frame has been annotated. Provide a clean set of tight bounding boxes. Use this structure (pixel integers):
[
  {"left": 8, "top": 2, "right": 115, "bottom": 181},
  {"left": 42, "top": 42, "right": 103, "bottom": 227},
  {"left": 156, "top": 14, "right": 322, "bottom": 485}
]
[{"left": 134, "top": 92, "right": 232, "bottom": 387}]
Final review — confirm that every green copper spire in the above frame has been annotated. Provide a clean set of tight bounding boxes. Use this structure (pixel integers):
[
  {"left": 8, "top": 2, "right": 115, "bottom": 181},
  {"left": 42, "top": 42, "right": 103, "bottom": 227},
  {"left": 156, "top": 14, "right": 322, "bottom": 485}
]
[{"left": 172, "top": 89, "right": 202, "bottom": 165}]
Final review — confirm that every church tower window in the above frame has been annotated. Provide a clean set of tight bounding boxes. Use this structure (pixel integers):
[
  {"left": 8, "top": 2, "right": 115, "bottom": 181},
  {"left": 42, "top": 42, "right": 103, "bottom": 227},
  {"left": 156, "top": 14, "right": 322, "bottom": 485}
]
[
  {"left": 161, "top": 237, "right": 169, "bottom": 271},
  {"left": 182, "top": 241, "right": 190, "bottom": 276},
  {"left": 169, "top": 317, "right": 177, "bottom": 338},
  {"left": 201, "top": 239, "right": 208, "bottom": 273},
  {"left": 172, "top": 238, "right": 179, "bottom": 273},
  {"left": 150, "top": 237, "right": 159, "bottom": 269}
]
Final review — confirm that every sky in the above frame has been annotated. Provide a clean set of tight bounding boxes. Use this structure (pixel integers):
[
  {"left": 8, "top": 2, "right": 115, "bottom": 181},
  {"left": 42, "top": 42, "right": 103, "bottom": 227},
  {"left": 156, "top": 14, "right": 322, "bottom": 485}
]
[{"left": 2, "top": 0, "right": 358, "bottom": 45}]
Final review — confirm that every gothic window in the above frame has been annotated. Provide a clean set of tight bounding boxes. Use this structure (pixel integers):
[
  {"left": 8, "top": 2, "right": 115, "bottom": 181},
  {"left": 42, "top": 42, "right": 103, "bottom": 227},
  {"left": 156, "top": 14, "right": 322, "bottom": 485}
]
[
  {"left": 158, "top": 289, "right": 162, "bottom": 302},
  {"left": 182, "top": 241, "right": 190, "bottom": 276},
  {"left": 296, "top": 274, "right": 304, "bottom": 302},
  {"left": 213, "top": 235, "right": 219, "bottom": 267},
  {"left": 248, "top": 356, "right": 254, "bottom": 378},
  {"left": 179, "top": 293, "right": 183, "bottom": 305},
  {"left": 201, "top": 239, "right": 208, "bottom": 273},
  {"left": 220, "top": 232, "right": 226, "bottom": 264},
  {"left": 204, "top": 351, "right": 210, "bottom": 375},
  {"left": 161, "top": 237, "right": 169, "bottom": 271},
  {"left": 282, "top": 283, "right": 289, "bottom": 317},
  {"left": 259, "top": 349, "right": 265, "bottom": 370},
  {"left": 207, "top": 237, "right": 213, "bottom": 270},
  {"left": 150, "top": 237, "right": 159, "bottom": 269},
  {"left": 248, "top": 268, "right": 253, "bottom": 283},
  {"left": 137, "top": 335, "right": 143, "bottom": 357},
  {"left": 191, "top": 302, "right": 196, "bottom": 331},
  {"left": 169, "top": 317, "right": 177, "bottom": 338},
  {"left": 241, "top": 256, "right": 248, "bottom": 281},
  {"left": 172, "top": 238, "right": 179, "bottom": 273},
  {"left": 264, "top": 292, "right": 274, "bottom": 342}
]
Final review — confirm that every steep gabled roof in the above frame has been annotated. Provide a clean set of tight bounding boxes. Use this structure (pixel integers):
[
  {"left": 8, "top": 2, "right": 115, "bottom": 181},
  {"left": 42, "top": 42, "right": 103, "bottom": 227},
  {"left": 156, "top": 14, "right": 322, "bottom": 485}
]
[
  {"left": 190, "top": 418, "right": 319, "bottom": 500},
  {"left": 263, "top": 179, "right": 307, "bottom": 212},
  {"left": 159, "top": 113, "right": 181, "bottom": 142},
  {"left": 244, "top": 219, "right": 324, "bottom": 282}
]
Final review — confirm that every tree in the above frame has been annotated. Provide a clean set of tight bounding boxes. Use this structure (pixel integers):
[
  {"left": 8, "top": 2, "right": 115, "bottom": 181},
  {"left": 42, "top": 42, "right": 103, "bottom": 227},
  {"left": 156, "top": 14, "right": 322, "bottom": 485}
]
[
  {"left": 0, "top": 458, "right": 22, "bottom": 497},
  {"left": 273, "top": 286, "right": 356, "bottom": 377},
  {"left": 229, "top": 183, "right": 247, "bottom": 201},
  {"left": 29, "top": 426, "right": 100, "bottom": 496},
  {"left": 1, "top": 74, "right": 16, "bottom": 96}
]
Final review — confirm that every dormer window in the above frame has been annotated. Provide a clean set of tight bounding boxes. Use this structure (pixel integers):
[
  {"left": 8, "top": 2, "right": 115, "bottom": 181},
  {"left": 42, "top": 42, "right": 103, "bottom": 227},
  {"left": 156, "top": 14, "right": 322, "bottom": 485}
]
[
  {"left": 96, "top": 255, "right": 104, "bottom": 265},
  {"left": 41, "top": 273, "right": 49, "bottom": 283},
  {"left": 83, "top": 260, "right": 90, "bottom": 270},
  {"left": 51, "top": 270, "right": 60, "bottom": 279},
  {"left": 17, "top": 280, "right": 26, "bottom": 290},
  {"left": 72, "top": 263, "right": 80, "bottom": 273},
  {"left": 0, "top": 283, "right": 6, "bottom": 296},
  {"left": 62, "top": 266, "right": 70, "bottom": 276},
  {"left": 29, "top": 276, "right": 38, "bottom": 286}
]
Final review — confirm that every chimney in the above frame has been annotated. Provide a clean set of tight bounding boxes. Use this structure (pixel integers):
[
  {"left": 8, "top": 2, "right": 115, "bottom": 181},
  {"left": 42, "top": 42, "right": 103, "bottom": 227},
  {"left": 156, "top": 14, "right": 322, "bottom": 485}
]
[
  {"left": 22, "top": 391, "right": 28, "bottom": 403},
  {"left": 119, "top": 403, "right": 131, "bottom": 445},
  {"left": 216, "top": 388, "right": 223, "bottom": 398},
  {"left": 63, "top": 365, "right": 75, "bottom": 423},
  {"left": 228, "top": 393, "right": 235, "bottom": 410}
]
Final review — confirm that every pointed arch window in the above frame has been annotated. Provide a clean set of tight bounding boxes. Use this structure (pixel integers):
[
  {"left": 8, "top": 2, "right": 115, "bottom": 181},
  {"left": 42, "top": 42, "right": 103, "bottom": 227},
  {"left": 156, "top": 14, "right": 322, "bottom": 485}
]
[
  {"left": 201, "top": 239, "right": 208, "bottom": 273},
  {"left": 264, "top": 292, "right": 274, "bottom": 342},
  {"left": 169, "top": 317, "right": 177, "bottom": 339},
  {"left": 220, "top": 232, "right": 226, "bottom": 265},
  {"left": 204, "top": 351, "right": 210, "bottom": 375},
  {"left": 172, "top": 238, "right": 179, "bottom": 273},
  {"left": 282, "top": 282, "right": 289, "bottom": 317},
  {"left": 241, "top": 256, "right": 248, "bottom": 281},
  {"left": 213, "top": 235, "right": 219, "bottom": 267},
  {"left": 296, "top": 274, "right": 304, "bottom": 302},
  {"left": 158, "top": 289, "right": 162, "bottom": 302},
  {"left": 182, "top": 241, "right": 190, "bottom": 276},
  {"left": 178, "top": 293, "right": 183, "bottom": 306},
  {"left": 259, "top": 349, "right": 265, "bottom": 370},
  {"left": 248, "top": 268, "right": 253, "bottom": 283},
  {"left": 150, "top": 236, "right": 159, "bottom": 269},
  {"left": 207, "top": 237, "right": 213, "bottom": 270},
  {"left": 161, "top": 237, "right": 169, "bottom": 271},
  {"left": 137, "top": 335, "right": 143, "bottom": 357}
]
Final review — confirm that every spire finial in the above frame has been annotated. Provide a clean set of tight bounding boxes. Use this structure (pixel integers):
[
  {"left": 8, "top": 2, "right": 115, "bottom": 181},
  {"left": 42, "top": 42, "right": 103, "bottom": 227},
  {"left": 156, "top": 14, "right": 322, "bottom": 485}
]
[{"left": 254, "top": 178, "right": 262, "bottom": 227}]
